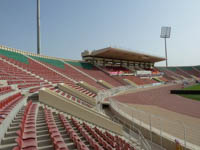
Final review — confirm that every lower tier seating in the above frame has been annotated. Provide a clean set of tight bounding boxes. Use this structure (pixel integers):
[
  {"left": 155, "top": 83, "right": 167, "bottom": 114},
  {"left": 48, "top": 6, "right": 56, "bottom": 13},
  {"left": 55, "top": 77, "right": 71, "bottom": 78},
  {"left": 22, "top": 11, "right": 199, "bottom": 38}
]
[
  {"left": 13, "top": 101, "right": 38, "bottom": 150},
  {"left": 0, "top": 92, "right": 23, "bottom": 124},
  {"left": 0, "top": 102, "right": 137, "bottom": 150}
]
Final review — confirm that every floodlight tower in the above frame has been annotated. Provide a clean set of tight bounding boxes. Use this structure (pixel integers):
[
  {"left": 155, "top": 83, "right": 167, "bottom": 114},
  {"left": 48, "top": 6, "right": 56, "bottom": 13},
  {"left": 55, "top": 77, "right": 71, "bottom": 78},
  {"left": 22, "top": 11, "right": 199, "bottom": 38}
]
[
  {"left": 37, "top": 0, "right": 41, "bottom": 54},
  {"left": 160, "top": 26, "right": 171, "bottom": 67}
]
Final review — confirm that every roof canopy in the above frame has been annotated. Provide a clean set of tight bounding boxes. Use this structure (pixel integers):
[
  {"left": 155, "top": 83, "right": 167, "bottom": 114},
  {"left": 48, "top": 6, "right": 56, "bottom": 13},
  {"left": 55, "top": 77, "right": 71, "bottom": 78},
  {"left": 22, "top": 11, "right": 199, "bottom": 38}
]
[{"left": 83, "top": 47, "right": 165, "bottom": 63}]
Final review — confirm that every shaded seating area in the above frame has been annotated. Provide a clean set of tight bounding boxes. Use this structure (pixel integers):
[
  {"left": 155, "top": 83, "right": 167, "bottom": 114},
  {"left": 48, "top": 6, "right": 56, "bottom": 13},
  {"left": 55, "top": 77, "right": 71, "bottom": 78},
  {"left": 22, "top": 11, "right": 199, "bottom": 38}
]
[
  {"left": 102, "top": 66, "right": 132, "bottom": 75},
  {"left": 66, "top": 61, "right": 124, "bottom": 87}
]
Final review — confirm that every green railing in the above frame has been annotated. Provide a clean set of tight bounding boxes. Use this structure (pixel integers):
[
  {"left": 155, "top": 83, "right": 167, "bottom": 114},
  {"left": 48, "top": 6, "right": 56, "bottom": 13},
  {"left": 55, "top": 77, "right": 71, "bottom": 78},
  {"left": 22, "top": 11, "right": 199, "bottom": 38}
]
[
  {"left": 0, "top": 49, "right": 28, "bottom": 64},
  {"left": 66, "top": 61, "right": 93, "bottom": 70},
  {"left": 167, "top": 67, "right": 177, "bottom": 72},
  {"left": 179, "top": 67, "right": 193, "bottom": 71},
  {"left": 30, "top": 55, "right": 65, "bottom": 69}
]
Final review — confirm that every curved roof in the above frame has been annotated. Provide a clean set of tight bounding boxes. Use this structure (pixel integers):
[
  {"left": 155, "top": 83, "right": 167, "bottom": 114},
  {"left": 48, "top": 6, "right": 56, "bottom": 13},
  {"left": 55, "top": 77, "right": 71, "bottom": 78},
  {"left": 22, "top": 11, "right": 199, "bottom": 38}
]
[{"left": 84, "top": 47, "right": 165, "bottom": 63}]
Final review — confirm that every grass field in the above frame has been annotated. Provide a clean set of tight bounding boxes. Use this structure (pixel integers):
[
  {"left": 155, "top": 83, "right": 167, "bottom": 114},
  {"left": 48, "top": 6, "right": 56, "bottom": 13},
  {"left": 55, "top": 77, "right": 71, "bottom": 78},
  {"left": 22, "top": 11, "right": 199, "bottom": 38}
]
[
  {"left": 183, "top": 84, "right": 200, "bottom": 90},
  {"left": 180, "top": 84, "right": 200, "bottom": 101}
]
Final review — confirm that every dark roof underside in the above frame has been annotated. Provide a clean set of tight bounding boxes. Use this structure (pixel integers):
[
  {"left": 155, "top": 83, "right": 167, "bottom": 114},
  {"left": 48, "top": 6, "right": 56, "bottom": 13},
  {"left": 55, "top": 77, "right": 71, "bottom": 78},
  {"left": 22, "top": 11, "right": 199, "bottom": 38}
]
[{"left": 88, "top": 47, "right": 165, "bottom": 63}]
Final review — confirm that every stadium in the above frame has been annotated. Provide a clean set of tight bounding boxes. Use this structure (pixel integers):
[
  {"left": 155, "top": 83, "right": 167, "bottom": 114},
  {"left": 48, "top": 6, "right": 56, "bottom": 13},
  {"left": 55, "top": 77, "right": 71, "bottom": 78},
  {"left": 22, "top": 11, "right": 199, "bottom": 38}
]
[
  {"left": 1, "top": 1, "right": 200, "bottom": 150},
  {"left": 0, "top": 45, "right": 200, "bottom": 150}
]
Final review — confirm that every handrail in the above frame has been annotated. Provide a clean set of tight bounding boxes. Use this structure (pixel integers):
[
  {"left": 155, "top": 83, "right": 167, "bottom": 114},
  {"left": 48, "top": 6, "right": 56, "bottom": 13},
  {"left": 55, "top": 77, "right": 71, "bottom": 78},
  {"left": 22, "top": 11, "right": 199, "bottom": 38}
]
[
  {"left": 109, "top": 98, "right": 200, "bottom": 150},
  {"left": 110, "top": 104, "right": 152, "bottom": 150}
]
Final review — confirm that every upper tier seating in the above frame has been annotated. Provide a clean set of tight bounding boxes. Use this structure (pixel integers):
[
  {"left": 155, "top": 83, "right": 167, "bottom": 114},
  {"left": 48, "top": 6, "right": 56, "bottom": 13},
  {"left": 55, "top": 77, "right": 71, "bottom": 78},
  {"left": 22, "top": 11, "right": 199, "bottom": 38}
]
[
  {"left": 0, "top": 49, "right": 28, "bottom": 64},
  {"left": 0, "top": 49, "right": 96, "bottom": 97},
  {"left": 30, "top": 56, "right": 105, "bottom": 90},
  {"left": 0, "top": 49, "right": 69, "bottom": 84},
  {"left": 179, "top": 66, "right": 200, "bottom": 78},
  {"left": 0, "top": 59, "right": 42, "bottom": 85},
  {"left": 157, "top": 67, "right": 182, "bottom": 80},
  {"left": 66, "top": 61, "right": 124, "bottom": 87},
  {"left": 194, "top": 66, "right": 200, "bottom": 71},
  {"left": 166, "top": 67, "right": 191, "bottom": 78},
  {"left": 30, "top": 56, "right": 65, "bottom": 69}
]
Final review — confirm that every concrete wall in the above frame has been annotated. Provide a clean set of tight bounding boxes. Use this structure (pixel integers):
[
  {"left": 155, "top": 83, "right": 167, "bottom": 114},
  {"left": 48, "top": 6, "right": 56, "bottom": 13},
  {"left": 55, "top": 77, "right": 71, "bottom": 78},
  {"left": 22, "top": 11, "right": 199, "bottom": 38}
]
[
  {"left": 39, "top": 88, "right": 123, "bottom": 135},
  {"left": 97, "top": 80, "right": 114, "bottom": 89},
  {"left": 123, "top": 79, "right": 138, "bottom": 87},
  {"left": 77, "top": 81, "right": 99, "bottom": 94}
]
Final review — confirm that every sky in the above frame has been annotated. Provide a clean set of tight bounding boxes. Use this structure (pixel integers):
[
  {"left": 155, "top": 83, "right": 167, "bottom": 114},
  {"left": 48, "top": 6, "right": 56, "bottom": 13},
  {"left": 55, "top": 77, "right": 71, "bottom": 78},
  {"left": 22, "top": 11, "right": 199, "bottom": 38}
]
[{"left": 0, "top": 0, "right": 200, "bottom": 66}]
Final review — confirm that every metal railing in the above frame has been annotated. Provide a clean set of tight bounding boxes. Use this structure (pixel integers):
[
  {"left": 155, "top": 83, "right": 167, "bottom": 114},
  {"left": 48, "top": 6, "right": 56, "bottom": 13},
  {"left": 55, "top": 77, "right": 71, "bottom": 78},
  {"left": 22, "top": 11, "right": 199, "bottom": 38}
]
[
  {"left": 111, "top": 115, "right": 152, "bottom": 150},
  {"left": 109, "top": 99, "right": 200, "bottom": 150}
]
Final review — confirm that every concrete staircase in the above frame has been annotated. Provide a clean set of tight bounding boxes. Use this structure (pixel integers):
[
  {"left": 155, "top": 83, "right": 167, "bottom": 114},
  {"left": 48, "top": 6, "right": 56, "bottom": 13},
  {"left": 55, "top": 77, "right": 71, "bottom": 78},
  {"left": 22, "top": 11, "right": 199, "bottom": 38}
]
[{"left": 0, "top": 106, "right": 25, "bottom": 150}]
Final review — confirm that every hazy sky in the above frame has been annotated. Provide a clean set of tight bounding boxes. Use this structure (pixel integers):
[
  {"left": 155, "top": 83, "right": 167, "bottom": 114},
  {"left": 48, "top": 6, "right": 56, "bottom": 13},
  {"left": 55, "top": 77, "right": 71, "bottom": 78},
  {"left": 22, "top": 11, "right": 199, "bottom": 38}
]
[{"left": 0, "top": 0, "right": 200, "bottom": 66}]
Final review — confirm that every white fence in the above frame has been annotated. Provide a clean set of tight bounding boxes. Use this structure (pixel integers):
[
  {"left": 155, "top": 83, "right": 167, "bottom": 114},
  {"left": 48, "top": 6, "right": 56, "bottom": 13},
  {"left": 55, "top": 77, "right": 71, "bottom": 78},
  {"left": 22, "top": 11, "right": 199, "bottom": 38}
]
[{"left": 109, "top": 99, "right": 200, "bottom": 150}]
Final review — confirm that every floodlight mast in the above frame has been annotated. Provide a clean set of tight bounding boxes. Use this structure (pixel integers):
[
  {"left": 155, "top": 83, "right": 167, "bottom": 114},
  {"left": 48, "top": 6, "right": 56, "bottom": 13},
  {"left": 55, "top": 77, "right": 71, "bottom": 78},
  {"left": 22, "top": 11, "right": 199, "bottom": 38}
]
[
  {"left": 37, "top": 0, "right": 40, "bottom": 54},
  {"left": 160, "top": 27, "right": 171, "bottom": 67},
  {"left": 164, "top": 37, "right": 168, "bottom": 67}
]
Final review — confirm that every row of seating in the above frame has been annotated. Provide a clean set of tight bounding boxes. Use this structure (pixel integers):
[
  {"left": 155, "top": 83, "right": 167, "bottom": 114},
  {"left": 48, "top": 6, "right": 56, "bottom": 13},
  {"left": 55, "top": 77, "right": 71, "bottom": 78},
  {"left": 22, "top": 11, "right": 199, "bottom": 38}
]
[
  {"left": 1, "top": 55, "right": 98, "bottom": 99},
  {"left": 44, "top": 108, "right": 69, "bottom": 150},
  {"left": 18, "top": 83, "right": 40, "bottom": 89},
  {"left": 4, "top": 55, "right": 98, "bottom": 96},
  {"left": 67, "top": 83, "right": 96, "bottom": 98},
  {"left": 94, "top": 127, "right": 116, "bottom": 148},
  {"left": 59, "top": 114, "right": 89, "bottom": 150},
  {"left": 0, "top": 92, "right": 23, "bottom": 124},
  {"left": 70, "top": 116, "right": 106, "bottom": 150},
  {"left": 94, "top": 127, "right": 134, "bottom": 150},
  {"left": 0, "top": 92, "right": 22, "bottom": 109},
  {"left": 82, "top": 122, "right": 113, "bottom": 150},
  {"left": 123, "top": 75, "right": 157, "bottom": 85},
  {"left": 67, "top": 61, "right": 124, "bottom": 87},
  {"left": 77, "top": 123, "right": 103, "bottom": 150},
  {"left": 26, "top": 58, "right": 71, "bottom": 84},
  {"left": 51, "top": 88, "right": 93, "bottom": 108},
  {"left": 82, "top": 121, "right": 135, "bottom": 150},
  {"left": 102, "top": 66, "right": 132, "bottom": 75},
  {"left": 0, "top": 58, "right": 44, "bottom": 85},
  {"left": 38, "top": 61, "right": 105, "bottom": 90},
  {"left": 29, "top": 84, "right": 53, "bottom": 93},
  {"left": 0, "top": 86, "right": 12, "bottom": 95},
  {"left": 13, "top": 101, "right": 38, "bottom": 150},
  {"left": 168, "top": 67, "right": 191, "bottom": 78}
]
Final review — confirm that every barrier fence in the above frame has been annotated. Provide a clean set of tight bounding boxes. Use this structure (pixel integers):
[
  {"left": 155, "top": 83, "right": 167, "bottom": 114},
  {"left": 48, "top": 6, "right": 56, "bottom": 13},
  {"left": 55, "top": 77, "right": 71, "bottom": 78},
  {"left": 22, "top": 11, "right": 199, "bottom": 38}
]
[{"left": 109, "top": 99, "right": 200, "bottom": 150}]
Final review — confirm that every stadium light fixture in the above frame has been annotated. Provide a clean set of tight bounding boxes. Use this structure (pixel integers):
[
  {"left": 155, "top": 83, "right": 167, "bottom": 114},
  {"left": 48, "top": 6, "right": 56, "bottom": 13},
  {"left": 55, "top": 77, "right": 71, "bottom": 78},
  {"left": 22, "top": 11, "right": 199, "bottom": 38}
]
[
  {"left": 37, "top": 0, "right": 41, "bottom": 54},
  {"left": 160, "top": 26, "right": 171, "bottom": 67}
]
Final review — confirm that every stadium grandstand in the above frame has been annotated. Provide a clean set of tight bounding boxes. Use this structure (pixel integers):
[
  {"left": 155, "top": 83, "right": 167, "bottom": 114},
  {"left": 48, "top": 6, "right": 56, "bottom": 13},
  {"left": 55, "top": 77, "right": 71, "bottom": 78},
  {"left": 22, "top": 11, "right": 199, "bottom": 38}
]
[{"left": 0, "top": 45, "right": 200, "bottom": 150}]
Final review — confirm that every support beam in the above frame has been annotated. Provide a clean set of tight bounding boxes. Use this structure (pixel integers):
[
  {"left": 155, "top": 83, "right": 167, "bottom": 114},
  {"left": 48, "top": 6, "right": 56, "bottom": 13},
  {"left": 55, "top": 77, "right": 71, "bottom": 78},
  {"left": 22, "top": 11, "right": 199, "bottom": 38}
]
[{"left": 37, "top": 0, "right": 41, "bottom": 54}]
